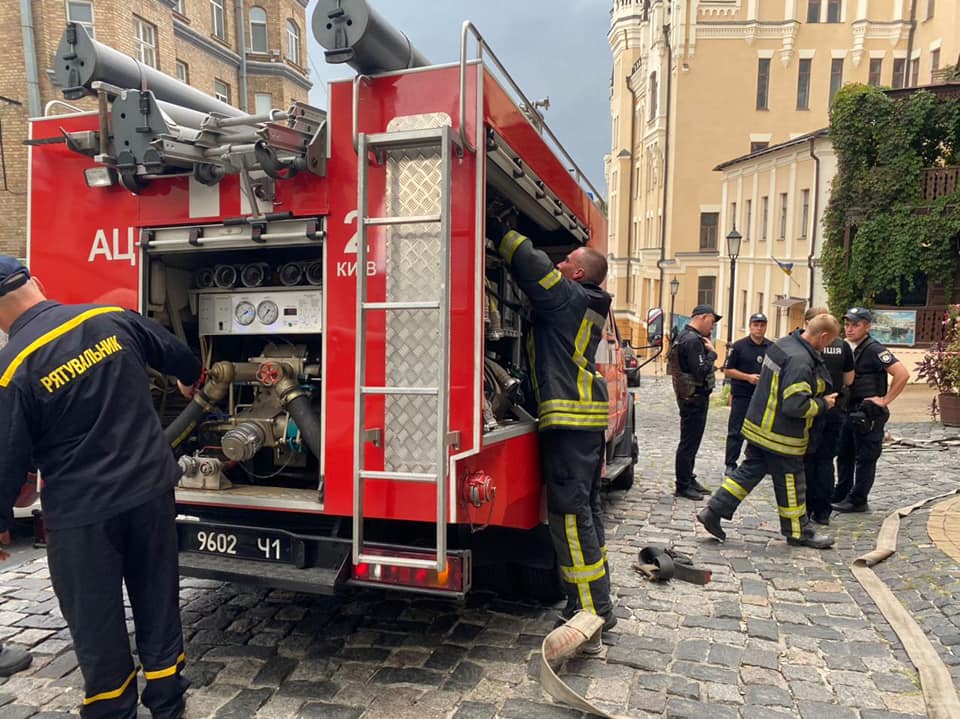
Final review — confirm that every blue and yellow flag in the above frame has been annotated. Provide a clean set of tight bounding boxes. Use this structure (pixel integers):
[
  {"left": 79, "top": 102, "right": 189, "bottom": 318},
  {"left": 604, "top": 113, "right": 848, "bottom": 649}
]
[{"left": 772, "top": 257, "right": 794, "bottom": 276}]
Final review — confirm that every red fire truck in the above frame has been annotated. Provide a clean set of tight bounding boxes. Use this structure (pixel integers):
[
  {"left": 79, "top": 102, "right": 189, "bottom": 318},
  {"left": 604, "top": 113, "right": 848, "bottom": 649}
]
[{"left": 26, "top": 1, "right": 656, "bottom": 598}]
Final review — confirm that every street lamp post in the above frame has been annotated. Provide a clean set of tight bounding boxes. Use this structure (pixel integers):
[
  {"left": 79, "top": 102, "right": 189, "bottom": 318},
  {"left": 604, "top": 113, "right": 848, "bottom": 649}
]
[
  {"left": 669, "top": 277, "right": 679, "bottom": 340},
  {"left": 726, "top": 226, "right": 743, "bottom": 349}
]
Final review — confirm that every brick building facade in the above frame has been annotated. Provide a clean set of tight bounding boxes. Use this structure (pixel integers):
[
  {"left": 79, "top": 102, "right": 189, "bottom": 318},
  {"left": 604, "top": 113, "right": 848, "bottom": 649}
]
[{"left": 0, "top": 0, "right": 311, "bottom": 257}]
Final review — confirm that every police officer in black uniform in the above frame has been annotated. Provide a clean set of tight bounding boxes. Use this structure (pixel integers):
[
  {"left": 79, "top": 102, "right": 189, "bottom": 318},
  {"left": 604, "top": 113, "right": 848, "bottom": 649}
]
[
  {"left": 0, "top": 257, "right": 200, "bottom": 719},
  {"left": 723, "top": 313, "right": 771, "bottom": 475},
  {"left": 697, "top": 313, "right": 840, "bottom": 549},
  {"left": 833, "top": 307, "right": 909, "bottom": 513},
  {"left": 802, "top": 307, "right": 854, "bottom": 525},
  {"left": 669, "top": 305, "right": 720, "bottom": 500},
  {"left": 487, "top": 212, "right": 615, "bottom": 637}
]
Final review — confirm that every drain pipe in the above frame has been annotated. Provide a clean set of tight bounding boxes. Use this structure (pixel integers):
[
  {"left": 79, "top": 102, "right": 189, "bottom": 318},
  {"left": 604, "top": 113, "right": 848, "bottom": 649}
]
[
  {"left": 807, "top": 135, "right": 821, "bottom": 306},
  {"left": 19, "top": 0, "right": 42, "bottom": 117},
  {"left": 905, "top": 0, "right": 918, "bottom": 86},
  {"left": 657, "top": 20, "right": 673, "bottom": 313},
  {"left": 235, "top": 0, "right": 249, "bottom": 111}
]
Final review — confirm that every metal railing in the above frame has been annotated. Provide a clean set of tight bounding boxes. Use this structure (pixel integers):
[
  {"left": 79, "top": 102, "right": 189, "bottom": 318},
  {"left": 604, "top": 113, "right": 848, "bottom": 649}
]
[{"left": 921, "top": 166, "right": 960, "bottom": 201}]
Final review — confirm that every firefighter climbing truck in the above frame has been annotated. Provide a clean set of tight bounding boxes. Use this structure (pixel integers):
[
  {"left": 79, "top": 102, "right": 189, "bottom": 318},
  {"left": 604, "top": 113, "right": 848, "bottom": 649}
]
[{"left": 27, "top": 0, "right": 648, "bottom": 597}]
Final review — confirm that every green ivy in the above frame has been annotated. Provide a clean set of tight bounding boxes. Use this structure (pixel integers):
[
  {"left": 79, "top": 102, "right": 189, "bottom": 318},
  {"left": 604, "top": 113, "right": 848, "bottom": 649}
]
[{"left": 822, "top": 84, "right": 960, "bottom": 311}]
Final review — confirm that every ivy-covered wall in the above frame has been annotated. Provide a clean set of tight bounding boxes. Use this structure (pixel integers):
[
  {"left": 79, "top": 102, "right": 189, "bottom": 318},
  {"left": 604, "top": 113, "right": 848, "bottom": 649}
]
[{"left": 822, "top": 84, "right": 960, "bottom": 311}]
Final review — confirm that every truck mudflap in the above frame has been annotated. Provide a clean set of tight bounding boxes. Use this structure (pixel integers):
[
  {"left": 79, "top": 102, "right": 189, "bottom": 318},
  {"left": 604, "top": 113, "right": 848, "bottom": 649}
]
[{"left": 176, "top": 519, "right": 352, "bottom": 595}]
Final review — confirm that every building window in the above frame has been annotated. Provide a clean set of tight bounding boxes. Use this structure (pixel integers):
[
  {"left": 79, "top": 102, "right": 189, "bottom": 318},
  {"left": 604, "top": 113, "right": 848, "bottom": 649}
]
[
  {"left": 868, "top": 58, "right": 883, "bottom": 86},
  {"left": 176, "top": 60, "right": 189, "bottom": 83},
  {"left": 757, "top": 292, "right": 765, "bottom": 317},
  {"left": 214, "top": 79, "right": 231, "bottom": 104},
  {"left": 761, "top": 196, "right": 769, "bottom": 240},
  {"left": 806, "top": 0, "right": 821, "bottom": 22},
  {"left": 648, "top": 72, "right": 658, "bottom": 122},
  {"left": 173, "top": 0, "right": 185, "bottom": 15},
  {"left": 745, "top": 199, "right": 752, "bottom": 241},
  {"left": 286, "top": 19, "right": 301, "bottom": 64},
  {"left": 756, "top": 58, "right": 770, "bottom": 110},
  {"left": 927, "top": 0, "right": 935, "bottom": 20},
  {"left": 699, "top": 212, "right": 719, "bottom": 251},
  {"left": 829, "top": 58, "right": 843, "bottom": 102},
  {"left": 741, "top": 290, "right": 748, "bottom": 329},
  {"left": 133, "top": 17, "right": 157, "bottom": 69},
  {"left": 250, "top": 7, "right": 268, "bottom": 53},
  {"left": 750, "top": 141, "right": 769, "bottom": 153},
  {"left": 211, "top": 0, "right": 226, "bottom": 40},
  {"left": 893, "top": 58, "right": 906, "bottom": 89},
  {"left": 827, "top": 0, "right": 842, "bottom": 22},
  {"left": 254, "top": 93, "right": 272, "bottom": 115},
  {"left": 698, "top": 276, "right": 716, "bottom": 308},
  {"left": 797, "top": 58, "right": 812, "bottom": 110},
  {"left": 67, "top": 1, "right": 95, "bottom": 38},
  {"left": 910, "top": 57, "right": 920, "bottom": 86},
  {"left": 778, "top": 193, "right": 788, "bottom": 239},
  {"left": 799, "top": 189, "right": 810, "bottom": 238},
  {"left": 932, "top": 49, "right": 941, "bottom": 81},
  {"left": 730, "top": 202, "right": 737, "bottom": 232}
]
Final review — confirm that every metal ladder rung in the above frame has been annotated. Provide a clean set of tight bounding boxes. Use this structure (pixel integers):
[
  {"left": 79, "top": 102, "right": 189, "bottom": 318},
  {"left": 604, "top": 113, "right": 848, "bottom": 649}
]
[
  {"left": 364, "top": 127, "right": 454, "bottom": 151},
  {"left": 359, "top": 470, "right": 438, "bottom": 483},
  {"left": 361, "top": 386, "right": 439, "bottom": 396},
  {"left": 362, "top": 301, "right": 440, "bottom": 311},
  {"left": 356, "top": 553, "right": 440, "bottom": 570},
  {"left": 364, "top": 214, "right": 441, "bottom": 226}
]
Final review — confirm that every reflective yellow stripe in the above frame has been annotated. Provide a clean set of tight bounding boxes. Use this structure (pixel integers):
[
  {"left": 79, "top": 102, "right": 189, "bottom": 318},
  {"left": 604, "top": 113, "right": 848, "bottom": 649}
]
[
  {"left": 785, "top": 473, "right": 801, "bottom": 537},
  {"left": 572, "top": 318, "right": 592, "bottom": 402},
  {"left": 816, "top": 377, "right": 826, "bottom": 394},
  {"left": 540, "top": 413, "right": 609, "bottom": 430},
  {"left": 721, "top": 477, "right": 749, "bottom": 500},
  {"left": 564, "top": 514, "right": 595, "bottom": 613},
  {"left": 538, "top": 269, "right": 562, "bottom": 290},
  {"left": 83, "top": 667, "right": 138, "bottom": 705},
  {"left": 559, "top": 556, "right": 607, "bottom": 583},
  {"left": 143, "top": 653, "right": 185, "bottom": 680},
  {"left": 540, "top": 399, "right": 608, "bottom": 413},
  {"left": 783, "top": 382, "right": 812, "bottom": 399},
  {"left": 499, "top": 230, "right": 526, "bottom": 264},
  {"left": 742, "top": 418, "right": 808, "bottom": 447},
  {"left": 741, "top": 422, "right": 807, "bottom": 456},
  {"left": 761, "top": 371, "right": 780, "bottom": 431},
  {"left": 778, "top": 503, "right": 807, "bottom": 519},
  {"left": 0, "top": 307, "right": 124, "bottom": 387},
  {"left": 600, "top": 545, "right": 608, "bottom": 560},
  {"left": 804, "top": 399, "right": 820, "bottom": 419}
]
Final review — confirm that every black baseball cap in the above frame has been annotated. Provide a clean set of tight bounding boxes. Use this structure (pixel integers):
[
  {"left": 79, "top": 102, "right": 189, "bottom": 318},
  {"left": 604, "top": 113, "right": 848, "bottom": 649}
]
[
  {"left": 749, "top": 313, "right": 768, "bottom": 324},
  {"left": 0, "top": 256, "right": 30, "bottom": 297},
  {"left": 843, "top": 307, "right": 873, "bottom": 323},
  {"left": 691, "top": 304, "right": 721, "bottom": 321}
]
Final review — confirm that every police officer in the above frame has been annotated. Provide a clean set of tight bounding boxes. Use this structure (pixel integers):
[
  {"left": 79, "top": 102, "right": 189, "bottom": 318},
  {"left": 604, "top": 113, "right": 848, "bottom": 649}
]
[
  {"left": 833, "top": 307, "right": 909, "bottom": 512},
  {"left": 669, "top": 306, "right": 720, "bottom": 500},
  {"left": 0, "top": 257, "right": 200, "bottom": 718},
  {"left": 723, "top": 313, "right": 771, "bottom": 475},
  {"left": 696, "top": 313, "right": 840, "bottom": 549},
  {"left": 802, "top": 307, "right": 854, "bottom": 525},
  {"left": 487, "top": 212, "right": 615, "bottom": 635}
]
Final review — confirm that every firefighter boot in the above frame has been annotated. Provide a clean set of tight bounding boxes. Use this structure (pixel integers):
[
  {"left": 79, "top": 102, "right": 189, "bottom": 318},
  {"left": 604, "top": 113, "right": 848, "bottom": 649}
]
[
  {"left": 696, "top": 506, "right": 726, "bottom": 542},
  {"left": 787, "top": 532, "right": 835, "bottom": 549},
  {"left": 0, "top": 644, "right": 31, "bottom": 676}
]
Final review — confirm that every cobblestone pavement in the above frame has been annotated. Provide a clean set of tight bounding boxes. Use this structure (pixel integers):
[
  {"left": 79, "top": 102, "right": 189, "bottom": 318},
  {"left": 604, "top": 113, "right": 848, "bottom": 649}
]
[{"left": 1, "top": 377, "right": 959, "bottom": 718}]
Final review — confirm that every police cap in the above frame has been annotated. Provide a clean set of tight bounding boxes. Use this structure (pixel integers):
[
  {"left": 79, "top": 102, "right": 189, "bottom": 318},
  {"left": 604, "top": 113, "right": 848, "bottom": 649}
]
[
  {"left": 0, "top": 256, "right": 30, "bottom": 297},
  {"left": 691, "top": 304, "right": 722, "bottom": 321},
  {"left": 749, "top": 313, "right": 768, "bottom": 324},
  {"left": 843, "top": 307, "right": 873, "bottom": 323}
]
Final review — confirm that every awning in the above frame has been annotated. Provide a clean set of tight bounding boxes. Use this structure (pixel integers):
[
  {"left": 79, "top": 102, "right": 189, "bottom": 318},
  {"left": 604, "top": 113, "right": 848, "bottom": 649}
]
[{"left": 772, "top": 297, "right": 806, "bottom": 308}]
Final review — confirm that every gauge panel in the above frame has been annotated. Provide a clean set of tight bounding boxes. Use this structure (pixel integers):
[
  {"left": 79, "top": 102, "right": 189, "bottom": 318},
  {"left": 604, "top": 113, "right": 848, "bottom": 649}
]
[{"left": 196, "top": 288, "right": 323, "bottom": 335}]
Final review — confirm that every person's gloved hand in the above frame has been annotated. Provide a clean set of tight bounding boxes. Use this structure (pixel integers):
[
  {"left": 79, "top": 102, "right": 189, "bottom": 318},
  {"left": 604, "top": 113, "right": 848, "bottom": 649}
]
[{"left": 485, "top": 207, "right": 517, "bottom": 243}]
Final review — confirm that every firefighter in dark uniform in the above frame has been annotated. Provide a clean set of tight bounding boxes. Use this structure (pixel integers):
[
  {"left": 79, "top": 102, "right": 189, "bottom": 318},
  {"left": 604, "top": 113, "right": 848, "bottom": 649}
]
[
  {"left": 723, "top": 313, "right": 771, "bottom": 475},
  {"left": 0, "top": 257, "right": 200, "bottom": 719},
  {"left": 487, "top": 212, "right": 615, "bottom": 633},
  {"left": 697, "top": 314, "right": 840, "bottom": 548},
  {"left": 802, "top": 307, "right": 854, "bottom": 525},
  {"left": 668, "top": 305, "right": 720, "bottom": 500},
  {"left": 833, "top": 307, "right": 909, "bottom": 513}
]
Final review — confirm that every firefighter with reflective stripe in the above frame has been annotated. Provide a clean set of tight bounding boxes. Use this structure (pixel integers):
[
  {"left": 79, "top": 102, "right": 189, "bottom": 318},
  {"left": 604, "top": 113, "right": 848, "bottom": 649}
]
[
  {"left": 0, "top": 257, "right": 200, "bottom": 719},
  {"left": 696, "top": 313, "right": 840, "bottom": 549},
  {"left": 488, "top": 212, "right": 615, "bottom": 630}
]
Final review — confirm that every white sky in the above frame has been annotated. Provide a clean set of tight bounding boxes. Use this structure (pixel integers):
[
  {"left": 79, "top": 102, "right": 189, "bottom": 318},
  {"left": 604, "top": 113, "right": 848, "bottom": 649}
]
[{"left": 305, "top": 0, "right": 613, "bottom": 195}]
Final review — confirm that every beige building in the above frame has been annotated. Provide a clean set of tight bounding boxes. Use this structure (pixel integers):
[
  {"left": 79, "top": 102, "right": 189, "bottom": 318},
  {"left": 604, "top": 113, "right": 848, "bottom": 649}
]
[
  {"left": 0, "top": 0, "right": 311, "bottom": 258},
  {"left": 607, "top": 0, "right": 959, "bottom": 346}
]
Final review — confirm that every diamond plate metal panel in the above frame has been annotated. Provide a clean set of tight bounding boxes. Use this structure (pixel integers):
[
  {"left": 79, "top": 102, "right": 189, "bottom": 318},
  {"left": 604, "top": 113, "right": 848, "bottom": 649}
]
[{"left": 382, "top": 115, "right": 449, "bottom": 474}]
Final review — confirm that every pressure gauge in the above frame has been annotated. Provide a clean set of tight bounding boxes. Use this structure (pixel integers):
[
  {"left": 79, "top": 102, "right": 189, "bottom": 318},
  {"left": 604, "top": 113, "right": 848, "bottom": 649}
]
[
  {"left": 257, "top": 299, "right": 279, "bottom": 325},
  {"left": 235, "top": 300, "right": 256, "bottom": 326}
]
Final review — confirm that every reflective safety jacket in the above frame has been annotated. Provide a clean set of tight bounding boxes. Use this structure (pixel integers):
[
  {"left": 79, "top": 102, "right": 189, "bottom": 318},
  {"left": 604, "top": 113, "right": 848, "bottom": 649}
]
[
  {"left": 0, "top": 301, "right": 201, "bottom": 532},
  {"left": 740, "top": 329, "right": 832, "bottom": 457},
  {"left": 498, "top": 230, "right": 611, "bottom": 431}
]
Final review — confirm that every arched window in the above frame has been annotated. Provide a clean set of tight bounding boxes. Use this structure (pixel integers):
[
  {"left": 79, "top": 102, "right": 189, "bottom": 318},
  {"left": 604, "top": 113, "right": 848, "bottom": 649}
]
[
  {"left": 286, "top": 19, "right": 301, "bottom": 65},
  {"left": 249, "top": 7, "right": 267, "bottom": 53}
]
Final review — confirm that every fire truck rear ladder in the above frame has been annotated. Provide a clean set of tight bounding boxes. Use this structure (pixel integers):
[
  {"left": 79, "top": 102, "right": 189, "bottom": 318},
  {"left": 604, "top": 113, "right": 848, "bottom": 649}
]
[{"left": 353, "top": 126, "right": 458, "bottom": 572}]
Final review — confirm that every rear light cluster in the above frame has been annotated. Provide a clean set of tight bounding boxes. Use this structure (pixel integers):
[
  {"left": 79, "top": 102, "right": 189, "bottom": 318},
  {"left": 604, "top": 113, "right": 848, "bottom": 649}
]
[
  {"left": 625, "top": 358, "right": 638, "bottom": 368},
  {"left": 351, "top": 550, "right": 470, "bottom": 595}
]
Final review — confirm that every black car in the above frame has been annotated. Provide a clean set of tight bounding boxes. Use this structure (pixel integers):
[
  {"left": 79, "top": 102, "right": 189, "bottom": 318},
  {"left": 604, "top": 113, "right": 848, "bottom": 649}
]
[{"left": 622, "top": 342, "right": 640, "bottom": 387}]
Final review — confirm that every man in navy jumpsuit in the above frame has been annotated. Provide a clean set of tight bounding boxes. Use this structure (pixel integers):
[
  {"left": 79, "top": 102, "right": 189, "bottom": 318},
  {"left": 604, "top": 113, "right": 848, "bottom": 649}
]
[
  {"left": 0, "top": 257, "right": 200, "bottom": 719},
  {"left": 488, "top": 214, "right": 615, "bottom": 632}
]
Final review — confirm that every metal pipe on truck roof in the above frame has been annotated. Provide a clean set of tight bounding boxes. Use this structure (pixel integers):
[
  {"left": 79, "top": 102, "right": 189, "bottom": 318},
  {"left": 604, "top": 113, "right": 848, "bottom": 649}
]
[
  {"left": 53, "top": 23, "right": 246, "bottom": 118},
  {"left": 312, "top": 0, "right": 429, "bottom": 74}
]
